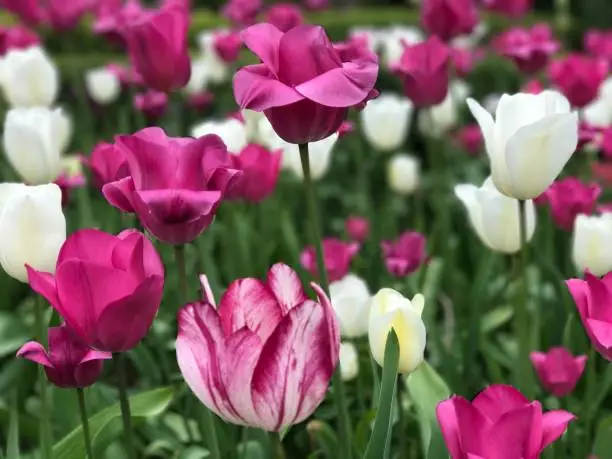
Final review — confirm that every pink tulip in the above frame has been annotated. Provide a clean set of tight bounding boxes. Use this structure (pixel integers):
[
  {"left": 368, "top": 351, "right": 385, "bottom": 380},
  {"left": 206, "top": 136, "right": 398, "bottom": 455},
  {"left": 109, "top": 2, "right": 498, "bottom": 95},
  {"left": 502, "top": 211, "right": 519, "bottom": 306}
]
[
  {"left": 0, "top": 26, "right": 40, "bottom": 56},
  {"left": 395, "top": 36, "right": 450, "bottom": 107},
  {"left": 55, "top": 173, "right": 87, "bottom": 207},
  {"left": 530, "top": 347, "right": 587, "bottom": 397},
  {"left": 225, "top": 144, "right": 282, "bottom": 202},
  {"left": 221, "top": 0, "right": 262, "bottom": 27},
  {"left": 333, "top": 35, "right": 372, "bottom": 63},
  {"left": 46, "top": 0, "right": 92, "bottom": 31},
  {"left": 133, "top": 89, "right": 168, "bottom": 121},
  {"left": 0, "top": 0, "right": 45, "bottom": 27},
  {"left": 94, "top": 0, "right": 151, "bottom": 46},
  {"left": 493, "top": 24, "right": 560, "bottom": 74},
  {"left": 455, "top": 124, "right": 483, "bottom": 155},
  {"left": 585, "top": 30, "right": 612, "bottom": 65},
  {"left": 345, "top": 216, "right": 370, "bottom": 243},
  {"left": 482, "top": 0, "right": 533, "bottom": 18},
  {"left": 84, "top": 142, "right": 129, "bottom": 191},
  {"left": 337, "top": 120, "right": 354, "bottom": 137},
  {"left": 437, "top": 384, "right": 575, "bottom": 458},
  {"left": 124, "top": 5, "right": 191, "bottom": 92},
  {"left": 304, "top": 0, "right": 328, "bottom": 10},
  {"left": 567, "top": 272, "right": 612, "bottom": 361},
  {"left": 233, "top": 23, "right": 379, "bottom": 144},
  {"left": 421, "top": 0, "right": 479, "bottom": 42},
  {"left": 26, "top": 229, "right": 164, "bottom": 353},
  {"left": 103, "top": 127, "right": 240, "bottom": 244},
  {"left": 187, "top": 91, "right": 215, "bottom": 112},
  {"left": 548, "top": 54, "right": 609, "bottom": 108},
  {"left": 300, "top": 238, "right": 360, "bottom": 282},
  {"left": 17, "top": 324, "right": 111, "bottom": 388},
  {"left": 266, "top": 4, "right": 304, "bottom": 32},
  {"left": 107, "top": 63, "right": 144, "bottom": 88},
  {"left": 522, "top": 78, "right": 544, "bottom": 94},
  {"left": 213, "top": 31, "right": 243, "bottom": 63},
  {"left": 449, "top": 47, "right": 480, "bottom": 78},
  {"left": 381, "top": 231, "right": 428, "bottom": 278},
  {"left": 600, "top": 128, "right": 612, "bottom": 159},
  {"left": 537, "top": 177, "right": 601, "bottom": 231},
  {"left": 176, "top": 263, "right": 340, "bottom": 431}
]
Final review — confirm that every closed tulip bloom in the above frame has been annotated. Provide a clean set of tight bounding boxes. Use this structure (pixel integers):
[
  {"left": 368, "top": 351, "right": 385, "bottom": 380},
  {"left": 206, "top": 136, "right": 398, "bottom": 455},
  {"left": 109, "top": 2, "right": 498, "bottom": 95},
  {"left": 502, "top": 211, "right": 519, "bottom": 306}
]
[
  {"left": 467, "top": 90, "right": 579, "bottom": 199},
  {"left": 85, "top": 67, "right": 121, "bottom": 105},
  {"left": 124, "top": 6, "right": 191, "bottom": 92},
  {"left": 586, "top": 30, "right": 612, "bottom": 65},
  {"left": 0, "top": 0, "right": 44, "bottom": 27},
  {"left": 84, "top": 142, "right": 129, "bottom": 190},
  {"left": 221, "top": 0, "right": 261, "bottom": 26},
  {"left": 27, "top": 228, "right": 164, "bottom": 352},
  {"left": 103, "top": 127, "right": 240, "bottom": 244},
  {"left": 539, "top": 177, "right": 601, "bottom": 231},
  {"left": 482, "top": 0, "right": 533, "bottom": 17},
  {"left": 46, "top": 0, "right": 91, "bottom": 31},
  {"left": 305, "top": 0, "right": 329, "bottom": 10},
  {"left": 369, "top": 288, "right": 426, "bottom": 374},
  {"left": 17, "top": 324, "right": 111, "bottom": 388},
  {"left": 572, "top": 214, "right": 612, "bottom": 276},
  {"left": 301, "top": 238, "right": 359, "bottom": 282},
  {"left": 234, "top": 23, "right": 379, "bottom": 144},
  {"left": 0, "top": 26, "right": 40, "bottom": 56},
  {"left": 530, "top": 347, "right": 587, "bottom": 397},
  {"left": 361, "top": 93, "right": 413, "bottom": 151},
  {"left": 226, "top": 144, "right": 281, "bottom": 202},
  {"left": 421, "top": 0, "right": 478, "bottom": 42},
  {"left": 387, "top": 154, "right": 420, "bottom": 195},
  {"left": 212, "top": 31, "right": 243, "bottom": 63},
  {"left": 329, "top": 273, "right": 371, "bottom": 338},
  {"left": 133, "top": 89, "right": 168, "bottom": 121},
  {"left": 339, "top": 342, "right": 359, "bottom": 381},
  {"left": 345, "top": 216, "right": 369, "bottom": 243},
  {"left": 177, "top": 263, "right": 340, "bottom": 431},
  {"left": 266, "top": 4, "right": 303, "bottom": 32},
  {"left": 455, "top": 123, "right": 483, "bottom": 155},
  {"left": 493, "top": 24, "right": 560, "bottom": 74},
  {"left": 549, "top": 54, "right": 609, "bottom": 108},
  {"left": 1, "top": 46, "right": 58, "bottom": 107},
  {"left": 381, "top": 231, "right": 428, "bottom": 277},
  {"left": 0, "top": 183, "right": 65, "bottom": 282},
  {"left": 379, "top": 26, "right": 423, "bottom": 68},
  {"left": 437, "top": 384, "right": 575, "bottom": 458},
  {"left": 191, "top": 118, "right": 248, "bottom": 154}
]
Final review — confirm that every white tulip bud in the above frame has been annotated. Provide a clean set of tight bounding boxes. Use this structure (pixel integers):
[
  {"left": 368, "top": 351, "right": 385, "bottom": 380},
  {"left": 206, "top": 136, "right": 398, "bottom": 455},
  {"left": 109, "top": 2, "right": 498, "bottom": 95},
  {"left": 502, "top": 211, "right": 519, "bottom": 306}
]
[
  {"left": 85, "top": 67, "right": 121, "bottom": 105},
  {"left": 455, "top": 177, "right": 536, "bottom": 254},
  {"left": 572, "top": 214, "right": 612, "bottom": 276},
  {"left": 242, "top": 109, "right": 266, "bottom": 144},
  {"left": 197, "top": 31, "right": 228, "bottom": 84},
  {"left": 3, "top": 107, "right": 69, "bottom": 184},
  {"left": 380, "top": 26, "right": 423, "bottom": 67},
  {"left": 361, "top": 93, "right": 413, "bottom": 151},
  {"left": 339, "top": 342, "right": 359, "bottom": 381},
  {"left": 330, "top": 273, "right": 372, "bottom": 338},
  {"left": 1, "top": 46, "right": 58, "bottom": 107},
  {"left": 419, "top": 80, "right": 471, "bottom": 137},
  {"left": 184, "top": 57, "right": 209, "bottom": 95},
  {"left": 369, "top": 288, "right": 426, "bottom": 374},
  {"left": 467, "top": 90, "right": 579, "bottom": 200},
  {"left": 190, "top": 118, "right": 247, "bottom": 153},
  {"left": 282, "top": 133, "right": 338, "bottom": 181},
  {"left": 387, "top": 153, "right": 420, "bottom": 195},
  {"left": 0, "top": 183, "right": 66, "bottom": 282}
]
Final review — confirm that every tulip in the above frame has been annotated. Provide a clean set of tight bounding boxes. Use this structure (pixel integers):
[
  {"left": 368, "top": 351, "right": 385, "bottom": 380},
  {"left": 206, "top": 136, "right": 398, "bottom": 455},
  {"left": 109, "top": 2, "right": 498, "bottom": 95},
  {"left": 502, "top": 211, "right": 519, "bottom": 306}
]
[
  {"left": 381, "top": 231, "right": 428, "bottom": 277},
  {"left": 176, "top": 263, "right": 340, "bottom": 430},
  {"left": 103, "top": 127, "right": 240, "bottom": 244},
  {"left": 0, "top": 26, "right": 40, "bottom": 55},
  {"left": 84, "top": 142, "right": 129, "bottom": 190},
  {"left": 538, "top": 177, "right": 601, "bottom": 231},
  {"left": 0, "top": 183, "right": 65, "bottom": 282},
  {"left": 548, "top": 54, "right": 609, "bottom": 108},
  {"left": 106, "top": 62, "right": 143, "bottom": 88},
  {"left": 419, "top": 80, "right": 471, "bottom": 136},
  {"left": 395, "top": 36, "right": 449, "bottom": 107},
  {"left": 338, "top": 120, "right": 354, "bottom": 137},
  {"left": 493, "top": 24, "right": 560, "bottom": 74},
  {"left": 449, "top": 46, "right": 479, "bottom": 78},
  {"left": 420, "top": 0, "right": 479, "bottom": 42},
  {"left": 196, "top": 31, "right": 233, "bottom": 84},
  {"left": 305, "top": 0, "right": 329, "bottom": 9},
  {"left": 467, "top": 90, "right": 579, "bottom": 200},
  {"left": 221, "top": 0, "right": 261, "bottom": 26},
  {"left": 93, "top": 0, "right": 150, "bottom": 46},
  {"left": 345, "top": 216, "right": 369, "bottom": 243},
  {"left": 530, "top": 347, "right": 587, "bottom": 397},
  {"left": 191, "top": 117, "right": 248, "bottom": 153},
  {"left": 378, "top": 26, "right": 423, "bottom": 68},
  {"left": 585, "top": 30, "right": 612, "bottom": 65},
  {"left": 0, "top": 46, "right": 58, "bottom": 107},
  {"left": 301, "top": 238, "right": 359, "bottom": 282},
  {"left": 455, "top": 123, "right": 483, "bottom": 155},
  {"left": 387, "top": 154, "right": 420, "bottom": 195},
  {"left": 55, "top": 156, "right": 86, "bottom": 207},
  {"left": 187, "top": 91, "right": 214, "bottom": 112},
  {"left": 0, "top": 0, "right": 45, "bottom": 27},
  {"left": 225, "top": 144, "right": 282, "bottom": 202},
  {"left": 85, "top": 67, "right": 121, "bottom": 105},
  {"left": 482, "top": 0, "right": 533, "bottom": 17},
  {"left": 572, "top": 214, "right": 612, "bottom": 276},
  {"left": 360, "top": 93, "right": 413, "bottom": 151},
  {"left": 27, "top": 228, "right": 164, "bottom": 352},
  {"left": 266, "top": 4, "right": 303, "bottom": 32},
  {"left": 437, "top": 384, "right": 574, "bottom": 458},
  {"left": 17, "top": 324, "right": 111, "bottom": 388},
  {"left": 124, "top": 6, "right": 191, "bottom": 92},
  {"left": 369, "top": 288, "right": 426, "bottom": 374},
  {"left": 212, "top": 31, "right": 243, "bottom": 63},
  {"left": 234, "top": 23, "right": 379, "bottom": 144},
  {"left": 133, "top": 89, "right": 168, "bottom": 121},
  {"left": 339, "top": 342, "right": 359, "bottom": 381},
  {"left": 329, "top": 273, "right": 372, "bottom": 338},
  {"left": 280, "top": 133, "right": 338, "bottom": 180},
  {"left": 46, "top": 0, "right": 91, "bottom": 31}
]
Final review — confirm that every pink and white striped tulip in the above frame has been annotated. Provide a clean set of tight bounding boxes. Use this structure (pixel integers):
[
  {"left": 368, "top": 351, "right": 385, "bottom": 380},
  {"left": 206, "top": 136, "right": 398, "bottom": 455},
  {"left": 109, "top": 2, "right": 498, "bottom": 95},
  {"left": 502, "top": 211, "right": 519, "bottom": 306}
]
[{"left": 176, "top": 263, "right": 340, "bottom": 431}]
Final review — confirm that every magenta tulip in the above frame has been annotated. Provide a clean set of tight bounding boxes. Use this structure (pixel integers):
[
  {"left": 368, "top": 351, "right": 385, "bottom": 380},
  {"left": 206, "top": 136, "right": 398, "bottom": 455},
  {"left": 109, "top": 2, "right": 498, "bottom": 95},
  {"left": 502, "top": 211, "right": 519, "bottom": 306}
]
[
  {"left": 337, "top": 120, "right": 354, "bottom": 137},
  {"left": 437, "top": 384, "right": 574, "bottom": 458},
  {"left": 266, "top": 3, "right": 304, "bottom": 32},
  {"left": 124, "top": 5, "right": 191, "bottom": 92},
  {"left": 226, "top": 144, "right": 282, "bottom": 202},
  {"left": 300, "top": 238, "right": 360, "bottom": 282},
  {"left": 133, "top": 89, "right": 168, "bottom": 121},
  {"left": 395, "top": 36, "right": 450, "bottom": 107},
  {"left": 0, "top": 26, "right": 40, "bottom": 56},
  {"left": 93, "top": 0, "right": 150, "bottom": 46},
  {"left": 221, "top": 0, "right": 262, "bottom": 26},
  {"left": 304, "top": 0, "right": 328, "bottom": 10},
  {"left": 107, "top": 63, "right": 144, "bottom": 88},
  {"left": 176, "top": 263, "right": 340, "bottom": 431},
  {"left": 17, "top": 324, "right": 111, "bottom": 388},
  {"left": 493, "top": 24, "right": 560, "bottom": 74},
  {"left": 84, "top": 142, "right": 129, "bottom": 191},
  {"left": 187, "top": 91, "right": 215, "bottom": 112},
  {"left": 26, "top": 229, "right": 164, "bottom": 353},
  {"left": 46, "top": 0, "right": 91, "bottom": 31},
  {"left": 233, "top": 23, "right": 379, "bottom": 144},
  {"left": 585, "top": 30, "right": 612, "bottom": 65},
  {"left": 531, "top": 347, "right": 587, "bottom": 397},
  {"left": 382, "top": 231, "right": 428, "bottom": 278},
  {"left": 455, "top": 124, "right": 483, "bottom": 156},
  {"left": 213, "top": 31, "right": 243, "bottom": 63},
  {"left": 421, "top": 0, "right": 479, "bottom": 42},
  {"left": 548, "top": 54, "right": 609, "bottom": 108},
  {"left": 450, "top": 47, "right": 480, "bottom": 78},
  {"left": 55, "top": 173, "right": 87, "bottom": 208},
  {"left": 522, "top": 78, "right": 544, "bottom": 94},
  {"left": 482, "top": 0, "right": 533, "bottom": 18},
  {"left": 345, "top": 216, "right": 370, "bottom": 243},
  {"left": 601, "top": 128, "right": 612, "bottom": 159},
  {"left": 103, "top": 127, "right": 240, "bottom": 244},
  {"left": 0, "top": 0, "right": 45, "bottom": 27}
]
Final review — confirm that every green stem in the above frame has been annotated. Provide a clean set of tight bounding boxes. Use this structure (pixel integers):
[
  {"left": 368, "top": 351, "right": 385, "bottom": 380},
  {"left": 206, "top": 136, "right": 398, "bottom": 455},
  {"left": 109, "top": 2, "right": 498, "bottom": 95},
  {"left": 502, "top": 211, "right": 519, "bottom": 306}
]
[
  {"left": 115, "top": 352, "right": 136, "bottom": 459},
  {"left": 35, "top": 297, "right": 52, "bottom": 459},
  {"left": 298, "top": 143, "right": 352, "bottom": 459},
  {"left": 77, "top": 388, "right": 95, "bottom": 459},
  {"left": 581, "top": 348, "right": 597, "bottom": 457},
  {"left": 199, "top": 405, "right": 221, "bottom": 459}
]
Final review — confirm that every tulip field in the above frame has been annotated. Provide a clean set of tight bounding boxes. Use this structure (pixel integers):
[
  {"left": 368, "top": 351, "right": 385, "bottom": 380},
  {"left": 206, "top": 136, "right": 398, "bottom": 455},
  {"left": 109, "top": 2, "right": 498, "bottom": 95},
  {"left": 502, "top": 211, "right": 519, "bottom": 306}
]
[{"left": 4, "top": 0, "right": 612, "bottom": 458}]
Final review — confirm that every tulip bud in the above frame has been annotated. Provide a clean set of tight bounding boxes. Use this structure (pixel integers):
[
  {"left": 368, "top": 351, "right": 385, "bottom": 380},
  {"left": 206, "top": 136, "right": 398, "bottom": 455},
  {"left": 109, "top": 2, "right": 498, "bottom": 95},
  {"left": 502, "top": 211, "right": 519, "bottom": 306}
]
[
  {"left": 301, "top": 238, "right": 360, "bottom": 282},
  {"left": 339, "top": 342, "right": 359, "bottom": 381},
  {"left": 572, "top": 213, "right": 612, "bottom": 276},
  {"left": 197, "top": 32, "right": 231, "bottom": 84},
  {"left": 360, "top": 93, "right": 413, "bottom": 152},
  {"left": 221, "top": 0, "right": 261, "bottom": 27},
  {"left": 369, "top": 288, "right": 426, "bottom": 374},
  {"left": 329, "top": 273, "right": 372, "bottom": 338},
  {"left": 1, "top": 45, "right": 58, "bottom": 107},
  {"left": 530, "top": 347, "right": 587, "bottom": 397},
  {"left": 85, "top": 67, "right": 121, "bottom": 105},
  {"left": 266, "top": 3, "right": 303, "bottom": 32},
  {"left": 133, "top": 90, "right": 168, "bottom": 122},
  {"left": 538, "top": 177, "right": 601, "bottom": 231},
  {"left": 0, "top": 183, "right": 66, "bottom": 282},
  {"left": 387, "top": 154, "right": 420, "bottom": 195},
  {"left": 455, "top": 123, "right": 483, "bottom": 155},
  {"left": 548, "top": 54, "right": 609, "bottom": 108},
  {"left": 212, "top": 31, "right": 242, "bottom": 63},
  {"left": 345, "top": 216, "right": 369, "bottom": 243},
  {"left": 482, "top": 0, "right": 534, "bottom": 17},
  {"left": 225, "top": 144, "right": 282, "bottom": 202},
  {"left": 191, "top": 118, "right": 248, "bottom": 154},
  {"left": 421, "top": 0, "right": 479, "bottom": 42},
  {"left": 379, "top": 26, "right": 423, "bottom": 69},
  {"left": 493, "top": 24, "right": 559, "bottom": 75},
  {"left": 381, "top": 231, "right": 428, "bottom": 277}
]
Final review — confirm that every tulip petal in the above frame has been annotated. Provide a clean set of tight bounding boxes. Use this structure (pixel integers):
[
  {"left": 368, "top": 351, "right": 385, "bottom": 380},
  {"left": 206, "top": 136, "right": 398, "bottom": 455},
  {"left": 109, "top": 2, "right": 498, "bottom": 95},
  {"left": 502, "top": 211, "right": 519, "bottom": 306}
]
[
  {"left": 540, "top": 410, "right": 575, "bottom": 450},
  {"left": 266, "top": 263, "right": 306, "bottom": 313},
  {"left": 57, "top": 228, "right": 119, "bottom": 266},
  {"left": 436, "top": 397, "right": 467, "bottom": 458},
  {"left": 454, "top": 184, "right": 489, "bottom": 247},
  {"left": 566, "top": 278, "right": 589, "bottom": 320},
  {"left": 178, "top": 134, "right": 230, "bottom": 189},
  {"left": 233, "top": 65, "right": 303, "bottom": 111},
  {"left": 102, "top": 177, "right": 137, "bottom": 213},
  {"left": 135, "top": 189, "right": 222, "bottom": 222},
  {"left": 199, "top": 275, "right": 216, "bottom": 307},
  {"left": 311, "top": 282, "right": 341, "bottom": 365},
  {"left": 116, "top": 229, "right": 164, "bottom": 278},
  {"left": 586, "top": 318, "right": 612, "bottom": 349},
  {"left": 452, "top": 395, "right": 488, "bottom": 455},
  {"left": 466, "top": 98, "right": 495, "bottom": 157},
  {"left": 484, "top": 405, "right": 536, "bottom": 459},
  {"left": 16, "top": 341, "right": 53, "bottom": 367},
  {"left": 472, "top": 384, "right": 530, "bottom": 424},
  {"left": 240, "top": 23, "right": 283, "bottom": 73},
  {"left": 584, "top": 272, "right": 612, "bottom": 322},
  {"left": 79, "top": 349, "right": 113, "bottom": 364},
  {"left": 26, "top": 265, "right": 60, "bottom": 308}
]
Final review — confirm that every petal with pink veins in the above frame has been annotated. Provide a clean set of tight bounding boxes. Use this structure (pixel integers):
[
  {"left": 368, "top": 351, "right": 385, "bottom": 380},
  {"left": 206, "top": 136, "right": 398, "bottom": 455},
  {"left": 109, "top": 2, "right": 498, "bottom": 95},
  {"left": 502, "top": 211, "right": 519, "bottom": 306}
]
[{"left": 266, "top": 263, "right": 306, "bottom": 314}]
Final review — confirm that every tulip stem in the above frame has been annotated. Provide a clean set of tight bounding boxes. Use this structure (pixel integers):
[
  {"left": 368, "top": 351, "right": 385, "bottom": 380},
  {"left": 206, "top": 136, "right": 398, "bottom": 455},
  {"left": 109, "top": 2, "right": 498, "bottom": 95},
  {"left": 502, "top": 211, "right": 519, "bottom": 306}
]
[
  {"left": 581, "top": 347, "right": 597, "bottom": 458},
  {"left": 115, "top": 352, "right": 136, "bottom": 459},
  {"left": 77, "top": 388, "right": 95, "bottom": 459},
  {"left": 34, "top": 296, "right": 52, "bottom": 459},
  {"left": 298, "top": 143, "right": 352, "bottom": 459},
  {"left": 199, "top": 405, "right": 222, "bottom": 459}
]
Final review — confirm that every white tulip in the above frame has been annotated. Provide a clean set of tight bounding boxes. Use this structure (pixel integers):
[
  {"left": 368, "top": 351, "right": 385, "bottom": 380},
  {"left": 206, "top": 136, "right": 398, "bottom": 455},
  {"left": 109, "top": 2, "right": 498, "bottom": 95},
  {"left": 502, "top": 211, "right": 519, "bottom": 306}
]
[
  {"left": 339, "top": 342, "right": 359, "bottom": 381},
  {"left": 85, "top": 67, "right": 120, "bottom": 105},
  {"left": 1, "top": 46, "right": 58, "bottom": 107},
  {"left": 349, "top": 27, "right": 382, "bottom": 53},
  {"left": 190, "top": 118, "right": 247, "bottom": 153},
  {"left": 582, "top": 78, "right": 612, "bottom": 128},
  {"left": 455, "top": 177, "right": 536, "bottom": 254},
  {"left": 0, "top": 183, "right": 66, "bottom": 282},
  {"left": 387, "top": 153, "right": 420, "bottom": 195},
  {"left": 282, "top": 133, "right": 338, "bottom": 180},
  {"left": 467, "top": 90, "right": 579, "bottom": 200},
  {"left": 329, "top": 273, "right": 372, "bottom": 338},
  {"left": 380, "top": 26, "right": 423, "bottom": 67},
  {"left": 419, "top": 80, "right": 471, "bottom": 137},
  {"left": 3, "top": 107, "right": 69, "bottom": 184},
  {"left": 242, "top": 109, "right": 266, "bottom": 144},
  {"left": 572, "top": 213, "right": 612, "bottom": 276},
  {"left": 369, "top": 288, "right": 426, "bottom": 374},
  {"left": 184, "top": 57, "right": 210, "bottom": 95},
  {"left": 361, "top": 93, "right": 413, "bottom": 151},
  {"left": 196, "top": 31, "right": 229, "bottom": 84}
]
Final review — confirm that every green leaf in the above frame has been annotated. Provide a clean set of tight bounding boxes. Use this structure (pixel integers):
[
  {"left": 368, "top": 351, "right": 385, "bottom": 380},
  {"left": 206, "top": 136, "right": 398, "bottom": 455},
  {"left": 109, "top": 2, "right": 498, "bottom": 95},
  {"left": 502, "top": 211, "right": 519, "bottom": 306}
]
[
  {"left": 405, "top": 362, "right": 451, "bottom": 458},
  {"left": 480, "top": 306, "right": 513, "bottom": 334},
  {"left": 593, "top": 415, "right": 612, "bottom": 457},
  {"left": 52, "top": 387, "right": 174, "bottom": 459},
  {"left": 178, "top": 446, "right": 211, "bottom": 459},
  {"left": 0, "top": 312, "right": 28, "bottom": 359},
  {"left": 307, "top": 420, "right": 339, "bottom": 459},
  {"left": 6, "top": 394, "right": 19, "bottom": 459}
]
